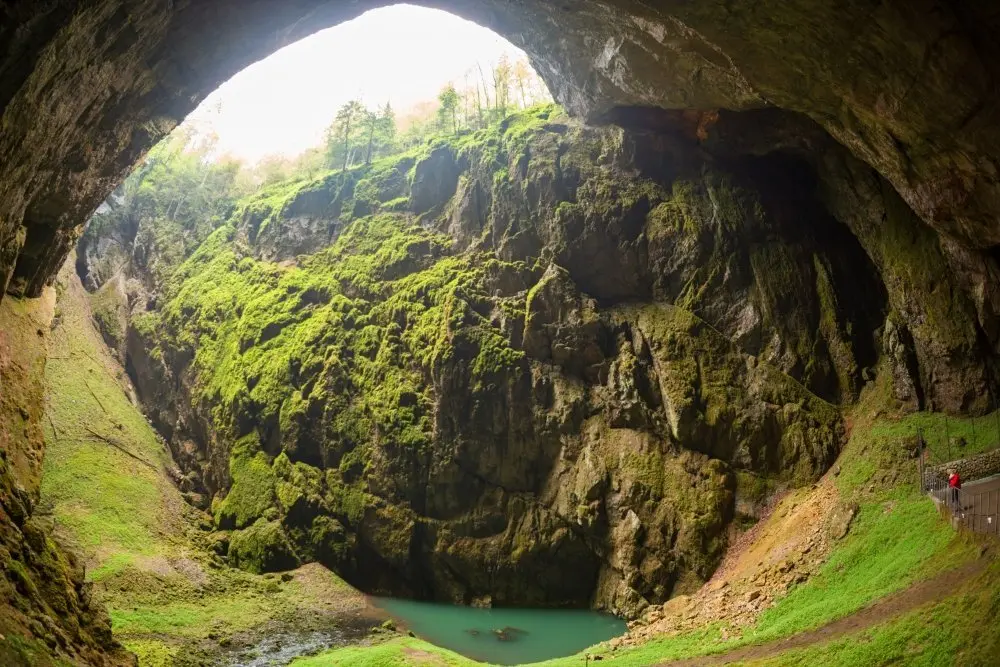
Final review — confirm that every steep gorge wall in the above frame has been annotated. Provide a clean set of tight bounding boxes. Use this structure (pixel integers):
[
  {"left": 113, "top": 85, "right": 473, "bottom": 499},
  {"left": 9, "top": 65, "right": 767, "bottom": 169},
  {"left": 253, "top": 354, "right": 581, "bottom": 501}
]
[
  {"left": 1, "top": 2, "right": 998, "bottom": 660},
  {"left": 78, "top": 107, "right": 997, "bottom": 617}
]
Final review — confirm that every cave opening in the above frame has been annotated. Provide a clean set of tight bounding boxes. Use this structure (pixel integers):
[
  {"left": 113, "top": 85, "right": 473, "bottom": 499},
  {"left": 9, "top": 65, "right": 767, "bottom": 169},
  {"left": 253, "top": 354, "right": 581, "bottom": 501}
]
[
  {"left": 75, "top": 3, "right": 556, "bottom": 289},
  {"left": 4, "top": 1, "right": 1000, "bottom": 664}
]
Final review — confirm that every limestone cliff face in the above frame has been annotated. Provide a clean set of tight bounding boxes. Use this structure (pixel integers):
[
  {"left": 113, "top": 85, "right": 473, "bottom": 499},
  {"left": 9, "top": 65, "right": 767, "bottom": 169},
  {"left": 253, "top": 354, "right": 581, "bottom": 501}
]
[
  {"left": 1, "top": 1, "right": 997, "bottom": 658},
  {"left": 73, "top": 107, "right": 995, "bottom": 618}
]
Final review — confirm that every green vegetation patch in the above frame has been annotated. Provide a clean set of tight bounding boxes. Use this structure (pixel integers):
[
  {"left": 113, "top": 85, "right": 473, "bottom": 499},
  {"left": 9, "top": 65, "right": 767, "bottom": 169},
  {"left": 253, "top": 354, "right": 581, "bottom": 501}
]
[
  {"left": 759, "top": 558, "right": 1000, "bottom": 667},
  {"left": 745, "top": 495, "right": 972, "bottom": 643},
  {"left": 537, "top": 448, "right": 975, "bottom": 666},
  {"left": 291, "top": 636, "right": 475, "bottom": 667},
  {"left": 110, "top": 589, "right": 279, "bottom": 638},
  {"left": 120, "top": 639, "right": 178, "bottom": 667},
  {"left": 227, "top": 519, "right": 301, "bottom": 574},
  {"left": 142, "top": 200, "right": 531, "bottom": 559},
  {"left": 89, "top": 277, "right": 128, "bottom": 353},
  {"left": 42, "top": 273, "right": 179, "bottom": 581},
  {"left": 0, "top": 633, "right": 75, "bottom": 667},
  {"left": 833, "top": 369, "right": 1000, "bottom": 498},
  {"left": 215, "top": 442, "right": 278, "bottom": 530},
  {"left": 40, "top": 267, "right": 368, "bottom": 664}
]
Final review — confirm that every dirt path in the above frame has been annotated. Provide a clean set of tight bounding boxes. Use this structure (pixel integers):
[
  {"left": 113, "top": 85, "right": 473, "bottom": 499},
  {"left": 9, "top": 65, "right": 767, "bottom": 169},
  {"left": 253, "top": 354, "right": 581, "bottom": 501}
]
[{"left": 657, "top": 558, "right": 987, "bottom": 666}]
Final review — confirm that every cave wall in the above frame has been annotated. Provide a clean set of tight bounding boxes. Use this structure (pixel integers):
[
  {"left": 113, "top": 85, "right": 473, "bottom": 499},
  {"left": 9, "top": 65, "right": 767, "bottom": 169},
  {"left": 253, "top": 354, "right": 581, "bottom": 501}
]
[
  {"left": 699, "top": 108, "right": 1000, "bottom": 412},
  {"left": 2, "top": 0, "right": 1000, "bottom": 302},
  {"left": 1, "top": 0, "right": 998, "bottom": 658}
]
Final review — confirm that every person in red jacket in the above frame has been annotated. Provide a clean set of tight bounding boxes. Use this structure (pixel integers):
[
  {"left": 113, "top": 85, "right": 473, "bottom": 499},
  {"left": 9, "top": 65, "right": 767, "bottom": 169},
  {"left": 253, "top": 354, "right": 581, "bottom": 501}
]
[{"left": 948, "top": 469, "right": 961, "bottom": 509}]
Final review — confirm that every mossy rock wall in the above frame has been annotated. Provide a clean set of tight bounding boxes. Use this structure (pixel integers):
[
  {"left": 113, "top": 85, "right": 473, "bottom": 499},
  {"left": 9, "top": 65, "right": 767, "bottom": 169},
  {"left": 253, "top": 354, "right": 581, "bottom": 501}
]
[{"left": 104, "top": 106, "right": 995, "bottom": 617}]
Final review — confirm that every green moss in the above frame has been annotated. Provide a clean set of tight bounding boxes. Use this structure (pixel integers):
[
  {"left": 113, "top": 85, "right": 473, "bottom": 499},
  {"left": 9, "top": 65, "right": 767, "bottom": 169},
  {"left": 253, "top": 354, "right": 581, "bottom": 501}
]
[
  {"left": 291, "top": 636, "right": 475, "bottom": 666},
  {"left": 5, "top": 559, "right": 39, "bottom": 598},
  {"left": 813, "top": 254, "right": 858, "bottom": 402},
  {"left": 37, "top": 264, "right": 371, "bottom": 665},
  {"left": 325, "top": 472, "right": 371, "bottom": 527},
  {"left": 274, "top": 452, "right": 323, "bottom": 512},
  {"left": 735, "top": 470, "right": 774, "bottom": 504},
  {"left": 42, "top": 274, "right": 175, "bottom": 580},
  {"left": 120, "top": 639, "right": 178, "bottom": 667},
  {"left": 89, "top": 278, "right": 127, "bottom": 351},
  {"left": 227, "top": 519, "right": 301, "bottom": 574},
  {"left": 0, "top": 634, "right": 75, "bottom": 667},
  {"left": 619, "top": 302, "right": 840, "bottom": 485},
  {"left": 141, "top": 189, "right": 529, "bottom": 542},
  {"left": 854, "top": 181, "right": 978, "bottom": 359},
  {"left": 215, "top": 436, "right": 278, "bottom": 529}
]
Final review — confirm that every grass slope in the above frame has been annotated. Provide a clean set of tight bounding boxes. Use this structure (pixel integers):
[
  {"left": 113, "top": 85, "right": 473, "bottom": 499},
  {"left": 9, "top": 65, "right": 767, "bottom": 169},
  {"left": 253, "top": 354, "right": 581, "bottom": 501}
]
[
  {"left": 292, "top": 637, "right": 475, "bottom": 667},
  {"left": 39, "top": 264, "right": 370, "bottom": 665},
  {"left": 758, "top": 558, "right": 1000, "bottom": 667}
]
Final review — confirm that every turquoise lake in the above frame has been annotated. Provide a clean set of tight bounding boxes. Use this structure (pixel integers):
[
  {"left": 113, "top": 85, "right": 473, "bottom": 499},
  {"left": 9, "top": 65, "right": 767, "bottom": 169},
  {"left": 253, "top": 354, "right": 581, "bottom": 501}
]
[{"left": 372, "top": 598, "right": 627, "bottom": 664}]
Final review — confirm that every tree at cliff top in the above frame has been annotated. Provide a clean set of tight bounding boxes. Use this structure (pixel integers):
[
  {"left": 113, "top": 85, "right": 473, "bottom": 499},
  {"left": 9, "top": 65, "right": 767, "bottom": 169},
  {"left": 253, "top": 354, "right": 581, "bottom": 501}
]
[
  {"left": 391, "top": 56, "right": 552, "bottom": 151},
  {"left": 76, "top": 127, "right": 257, "bottom": 292},
  {"left": 81, "top": 77, "right": 547, "bottom": 293},
  {"left": 437, "top": 84, "right": 460, "bottom": 134}
]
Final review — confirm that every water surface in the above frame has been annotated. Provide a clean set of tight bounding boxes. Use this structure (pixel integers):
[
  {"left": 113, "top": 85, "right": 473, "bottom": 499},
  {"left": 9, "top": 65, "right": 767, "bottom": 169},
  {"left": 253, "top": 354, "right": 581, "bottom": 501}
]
[{"left": 373, "top": 598, "right": 627, "bottom": 664}]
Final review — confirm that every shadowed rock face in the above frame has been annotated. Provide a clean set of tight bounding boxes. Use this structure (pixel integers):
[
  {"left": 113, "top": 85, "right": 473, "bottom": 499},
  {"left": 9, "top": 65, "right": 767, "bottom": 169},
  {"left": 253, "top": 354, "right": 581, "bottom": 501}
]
[{"left": 3, "top": 0, "right": 1000, "bottom": 299}]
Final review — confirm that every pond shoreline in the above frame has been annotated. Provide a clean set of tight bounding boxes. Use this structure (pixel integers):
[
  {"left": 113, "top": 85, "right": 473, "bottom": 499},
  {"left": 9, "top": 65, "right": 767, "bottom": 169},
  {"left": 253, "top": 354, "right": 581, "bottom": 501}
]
[{"left": 365, "top": 596, "right": 626, "bottom": 664}]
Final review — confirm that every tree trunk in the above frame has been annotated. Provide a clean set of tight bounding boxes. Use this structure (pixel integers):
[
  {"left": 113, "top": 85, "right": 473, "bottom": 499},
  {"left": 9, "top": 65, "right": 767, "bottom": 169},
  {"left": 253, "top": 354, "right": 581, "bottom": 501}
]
[
  {"left": 477, "top": 63, "right": 491, "bottom": 117},
  {"left": 341, "top": 118, "right": 352, "bottom": 172},
  {"left": 366, "top": 121, "right": 375, "bottom": 165}
]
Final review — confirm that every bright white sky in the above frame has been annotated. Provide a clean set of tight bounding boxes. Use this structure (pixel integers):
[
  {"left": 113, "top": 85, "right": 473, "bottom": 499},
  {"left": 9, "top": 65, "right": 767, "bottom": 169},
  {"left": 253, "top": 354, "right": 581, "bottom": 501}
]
[{"left": 187, "top": 4, "right": 528, "bottom": 163}]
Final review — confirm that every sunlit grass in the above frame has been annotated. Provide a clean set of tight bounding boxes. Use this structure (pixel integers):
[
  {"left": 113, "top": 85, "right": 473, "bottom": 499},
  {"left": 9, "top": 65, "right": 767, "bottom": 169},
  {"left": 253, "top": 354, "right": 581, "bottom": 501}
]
[
  {"left": 291, "top": 637, "right": 475, "bottom": 666},
  {"left": 110, "top": 593, "right": 279, "bottom": 638},
  {"left": 741, "top": 495, "right": 971, "bottom": 643},
  {"left": 758, "top": 559, "right": 1000, "bottom": 667},
  {"left": 38, "top": 273, "right": 368, "bottom": 660},
  {"left": 40, "top": 277, "right": 178, "bottom": 581}
]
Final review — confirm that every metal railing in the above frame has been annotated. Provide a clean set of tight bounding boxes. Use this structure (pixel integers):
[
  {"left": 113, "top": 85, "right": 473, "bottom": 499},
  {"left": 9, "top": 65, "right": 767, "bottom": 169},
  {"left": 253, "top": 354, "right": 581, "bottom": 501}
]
[
  {"left": 930, "top": 485, "right": 1000, "bottom": 536},
  {"left": 918, "top": 425, "right": 1000, "bottom": 536}
]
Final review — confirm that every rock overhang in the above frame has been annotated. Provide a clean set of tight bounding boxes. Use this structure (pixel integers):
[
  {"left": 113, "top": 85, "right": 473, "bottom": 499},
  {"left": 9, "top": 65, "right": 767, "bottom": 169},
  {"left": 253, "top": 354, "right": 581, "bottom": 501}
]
[{"left": 2, "top": 0, "right": 1000, "bottom": 300}]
